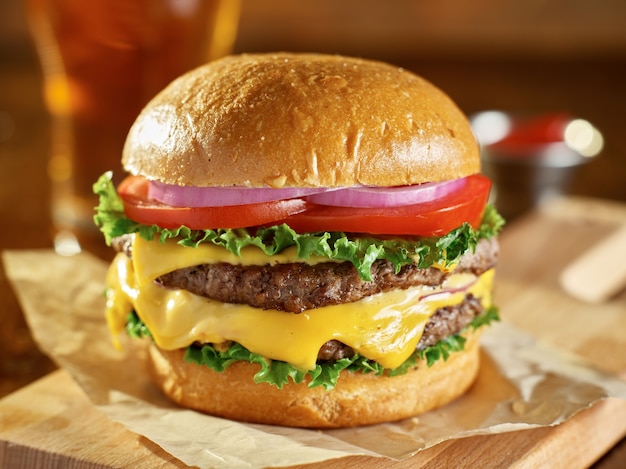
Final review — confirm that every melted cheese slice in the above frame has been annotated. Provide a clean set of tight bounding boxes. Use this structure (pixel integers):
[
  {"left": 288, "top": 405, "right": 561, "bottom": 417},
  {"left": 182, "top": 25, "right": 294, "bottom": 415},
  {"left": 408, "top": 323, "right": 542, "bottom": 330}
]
[
  {"left": 105, "top": 234, "right": 494, "bottom": 371},
  {"left": 131, "top": 235, "right": 336, "bottom": 286}
]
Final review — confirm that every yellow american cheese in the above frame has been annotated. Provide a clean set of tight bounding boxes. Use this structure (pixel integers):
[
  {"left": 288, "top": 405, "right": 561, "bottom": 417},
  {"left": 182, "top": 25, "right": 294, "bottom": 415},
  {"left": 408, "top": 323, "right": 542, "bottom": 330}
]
[
  {"left": 105, "top": 234, "right": 494, "bottom": 371},
  {"left": 131, "top": 235, "right": 336, "bottom": 286}
]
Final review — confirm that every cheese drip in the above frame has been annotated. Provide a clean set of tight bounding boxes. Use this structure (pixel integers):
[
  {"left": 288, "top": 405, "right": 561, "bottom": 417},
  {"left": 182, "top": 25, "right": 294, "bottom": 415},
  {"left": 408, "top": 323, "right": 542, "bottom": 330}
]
[{"left": 105, "top": 234, "right": 494, "bottom": 371}]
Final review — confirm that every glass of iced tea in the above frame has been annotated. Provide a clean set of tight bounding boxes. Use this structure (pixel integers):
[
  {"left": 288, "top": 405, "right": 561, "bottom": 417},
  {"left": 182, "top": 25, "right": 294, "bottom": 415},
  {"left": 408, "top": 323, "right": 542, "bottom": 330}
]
[{"left": 25, "top": 0, "right": 240, "bottom": 258}]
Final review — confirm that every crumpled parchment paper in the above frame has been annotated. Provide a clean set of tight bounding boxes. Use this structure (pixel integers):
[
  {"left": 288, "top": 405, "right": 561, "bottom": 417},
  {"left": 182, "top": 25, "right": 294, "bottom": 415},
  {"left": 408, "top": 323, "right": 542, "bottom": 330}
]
[{"left": 3, "top": 249, "right": 626, "bottom": 468}]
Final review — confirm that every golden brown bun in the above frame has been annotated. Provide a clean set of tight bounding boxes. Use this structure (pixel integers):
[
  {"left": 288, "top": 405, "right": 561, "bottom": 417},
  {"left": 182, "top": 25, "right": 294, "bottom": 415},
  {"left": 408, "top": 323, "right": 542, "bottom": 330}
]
[
  {"left": 123, "top": 53, "right": 479, "bottom": 188},
  {"left": 147, "top": 328, "right": 482, "bottom": 428}
]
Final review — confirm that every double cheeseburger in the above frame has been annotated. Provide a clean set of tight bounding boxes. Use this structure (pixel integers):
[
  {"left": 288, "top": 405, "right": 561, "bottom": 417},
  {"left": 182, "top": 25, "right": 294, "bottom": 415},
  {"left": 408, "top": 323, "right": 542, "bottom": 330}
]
[{"left": 94, "top": 53, "right": 504, "bottom": 428}]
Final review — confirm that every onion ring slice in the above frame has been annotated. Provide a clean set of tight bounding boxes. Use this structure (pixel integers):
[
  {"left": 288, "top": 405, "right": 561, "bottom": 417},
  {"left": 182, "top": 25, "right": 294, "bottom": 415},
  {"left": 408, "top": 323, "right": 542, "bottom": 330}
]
[
  {"left": 305, "top": 178, "right": 467, "bottom": 208},
  {"left": 148, "top": 181, "right": 329, "bottom": 207}
]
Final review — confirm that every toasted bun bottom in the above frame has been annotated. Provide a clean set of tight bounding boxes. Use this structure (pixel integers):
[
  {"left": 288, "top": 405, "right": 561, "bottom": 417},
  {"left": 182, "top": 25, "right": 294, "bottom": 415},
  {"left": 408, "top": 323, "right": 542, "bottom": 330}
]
[{"left": 147, "top": 329, "right": 482, "bottom": 428}]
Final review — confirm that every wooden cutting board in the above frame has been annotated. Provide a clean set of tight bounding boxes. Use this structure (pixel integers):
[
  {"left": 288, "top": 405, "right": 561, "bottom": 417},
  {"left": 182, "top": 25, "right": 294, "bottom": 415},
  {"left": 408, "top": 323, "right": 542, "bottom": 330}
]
[{"left": 2, "top": 196, "right": 626, "bottom": 468}]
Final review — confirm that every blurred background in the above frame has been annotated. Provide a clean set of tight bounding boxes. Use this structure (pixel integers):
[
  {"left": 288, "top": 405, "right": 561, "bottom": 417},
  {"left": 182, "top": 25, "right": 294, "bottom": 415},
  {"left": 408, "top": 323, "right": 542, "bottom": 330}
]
[{"left": 1, "top": 0, "right": 625, "bottom": 420}]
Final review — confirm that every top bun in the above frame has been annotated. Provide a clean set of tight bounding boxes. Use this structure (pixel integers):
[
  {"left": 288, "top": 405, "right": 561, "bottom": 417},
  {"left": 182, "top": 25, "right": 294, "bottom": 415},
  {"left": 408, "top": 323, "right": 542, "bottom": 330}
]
[{"left": 122, "top": 53, "right": 479, "bottom": 188}]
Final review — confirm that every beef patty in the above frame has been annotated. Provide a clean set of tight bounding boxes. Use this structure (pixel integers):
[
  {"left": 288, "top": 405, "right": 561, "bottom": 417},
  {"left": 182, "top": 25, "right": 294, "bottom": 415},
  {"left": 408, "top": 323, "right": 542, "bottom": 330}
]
[
  {"left": 317, "top": 293, "right": 484, "bottom": 361},
  {"left": 152, "top": 237, "right": 498, "bottom": 313}
]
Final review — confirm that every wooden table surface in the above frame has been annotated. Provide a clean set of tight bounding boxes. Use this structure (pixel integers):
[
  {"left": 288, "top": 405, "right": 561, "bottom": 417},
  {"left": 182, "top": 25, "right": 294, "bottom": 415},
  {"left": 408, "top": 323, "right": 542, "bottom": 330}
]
[{"left": 1, "top": 32, "right": 626, "bottom": 467}]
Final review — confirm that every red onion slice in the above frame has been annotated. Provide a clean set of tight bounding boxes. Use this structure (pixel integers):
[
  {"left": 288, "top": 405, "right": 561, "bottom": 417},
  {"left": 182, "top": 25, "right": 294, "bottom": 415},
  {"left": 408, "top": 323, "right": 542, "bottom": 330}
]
[
  {"left": 305, "top": 178, "right": 467, "bottom": 208},
  {"left": 148, "top": 181, "right": 330, "bottom": 207},
  {"left": 149, "top": 177, "right": 467, "bottom": 209},
  {"left": 419, "top": 277, "right": 477, "bottom": 301}
]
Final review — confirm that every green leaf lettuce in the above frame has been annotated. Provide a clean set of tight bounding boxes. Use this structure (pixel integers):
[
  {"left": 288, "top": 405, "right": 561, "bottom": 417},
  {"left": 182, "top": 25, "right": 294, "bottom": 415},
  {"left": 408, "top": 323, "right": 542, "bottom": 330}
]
[{"left": 93, "top": 172, "right": 504, "bottom": 281}]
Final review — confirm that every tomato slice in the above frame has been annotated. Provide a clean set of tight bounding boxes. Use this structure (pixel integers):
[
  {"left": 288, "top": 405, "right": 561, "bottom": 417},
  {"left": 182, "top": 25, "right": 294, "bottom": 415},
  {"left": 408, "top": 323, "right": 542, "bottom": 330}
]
[
  {"left": 279, "top": 174, "right": 492, "bottom": 237},
  {"left": 117, "top": 174, "right": 491, "bottom": 236},
  {"left": 117, "top": 176, "right": 309, "bottom": 229}
]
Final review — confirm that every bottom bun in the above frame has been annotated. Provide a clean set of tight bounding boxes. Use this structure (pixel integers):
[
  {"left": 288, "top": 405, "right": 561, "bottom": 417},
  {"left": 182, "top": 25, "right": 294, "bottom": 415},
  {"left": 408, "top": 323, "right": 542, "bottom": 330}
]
[{"left": 148, "top": 329, "right": 482, "bottom": 428}]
